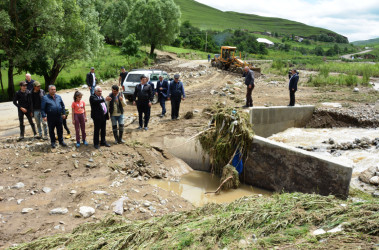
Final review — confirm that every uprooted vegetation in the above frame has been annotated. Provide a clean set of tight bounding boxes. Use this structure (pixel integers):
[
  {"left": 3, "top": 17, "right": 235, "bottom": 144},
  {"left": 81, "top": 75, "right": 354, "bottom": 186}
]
[{"left": 13, "top": 192, "right": 379, "bottom": 249}]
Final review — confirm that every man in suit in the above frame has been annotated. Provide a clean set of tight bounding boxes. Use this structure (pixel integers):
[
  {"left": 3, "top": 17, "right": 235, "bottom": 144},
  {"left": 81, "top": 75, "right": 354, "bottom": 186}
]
[
  {"left": 242, "top": 66, "right": 254, "bottom": 108},
  {"left": 133, "top": 74, "right": 153, "bottom": 130},
  {"left": 288, "top": 69, "right": 299, "bottom": 106},
  {"left": 167, "top": 74, "right": 185, "bottom": 120},
  {"left": 90, "top": 86, "right": 111, "bottom": 149},
  {"left": 86, "top": 67, "right": 97, "bottom": 96},
  {"left": 156, "top": 75, "right": 169, "bottom": 117}
]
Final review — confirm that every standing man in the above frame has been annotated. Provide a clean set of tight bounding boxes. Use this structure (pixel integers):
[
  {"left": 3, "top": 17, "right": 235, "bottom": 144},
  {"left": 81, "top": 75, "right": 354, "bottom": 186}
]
[
  {"left": 156, "top": 75, "right": 169, "bottom": 117},
  {"left": 167, "top": 74, "right": 185, "bottom": 120},
  {"left": 243, "top": 66, "right": 254, "bottom": 108},
  {"left": 86, "top": 67, "right": 96, "bottom": 96},
  {"left": 208, "top": 54, "right": 211, "bottom": 63},
  {"left": 13, "top": 81, "right": 37, "bottom": 141},
  {"left": 107, "top": 85, "right": 127, "bottom": 144},
  {"left": 90, "top": 86, "right": 111, "bottom": 149},
  {"left": 31, "top": 81, "right": 48, "bottom": 139},
  {"left": 133, "top": 75, "right": 153, "bottom": 130},
  {"left": 41, "top": 85, "right": 67, "bottom": 148},
  {"left": 25, "top": 73, "right": 35, "bottom": 92},
  {"left": 119, "top": 66, "right": 128, "bottom": 90},
  {"left": 288, "top": 69, "right": 299, "bottom": 106}
]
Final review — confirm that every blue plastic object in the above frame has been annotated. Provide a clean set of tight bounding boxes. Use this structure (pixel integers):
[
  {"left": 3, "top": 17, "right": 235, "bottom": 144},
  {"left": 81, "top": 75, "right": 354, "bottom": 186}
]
[{"left": 232, "top": 149, "right": 243, "bottom": 174}]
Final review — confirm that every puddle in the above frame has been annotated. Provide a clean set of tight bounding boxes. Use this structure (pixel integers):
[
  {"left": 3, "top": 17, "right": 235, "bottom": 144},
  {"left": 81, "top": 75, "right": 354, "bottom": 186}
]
[{"left": 149, "top": 171, "right": 271, "bottom": 207}]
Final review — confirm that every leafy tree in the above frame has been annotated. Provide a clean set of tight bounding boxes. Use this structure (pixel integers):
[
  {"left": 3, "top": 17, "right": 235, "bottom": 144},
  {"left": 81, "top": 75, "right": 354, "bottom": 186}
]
[
  {"left": 128, "top": 0, "right": 181, "bottom": 55},
  {"left": 314, "top": 46, "right": 324, "bottom": 56},
  {"left": 121, "top": 33, "right": 140, "bottom": 57}
]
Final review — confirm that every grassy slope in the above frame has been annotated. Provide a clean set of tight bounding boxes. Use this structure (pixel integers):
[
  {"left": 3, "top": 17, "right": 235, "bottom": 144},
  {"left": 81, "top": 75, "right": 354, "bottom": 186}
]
[
  {"left": 13, "top": 192, "right": 378, "bottom": 249},
  {"left": 174, "top": 0, "right": 338, "bottom": 37},
  {"left": 351, "top": 37, "right": 379, "bottom": 46}
]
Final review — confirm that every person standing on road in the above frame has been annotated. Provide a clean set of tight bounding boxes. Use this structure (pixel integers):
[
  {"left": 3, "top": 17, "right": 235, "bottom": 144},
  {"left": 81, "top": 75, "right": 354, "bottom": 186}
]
[
  {"left": 288, "top": 69, "right": 299, "bottom": 106},
  {"left": 167, "top": 74, "right": 185, "bottom": 120},
  {"left": 156, "top": 75, "right": 169, "bottom": 117},
  {"left": 133, "top": 75, "right": 153, "bottom": 130},
  {"left": 13, "top": 81, "right": 37, "bottom": 141},
  {"left": 107, "top": 85, "right": 126, "bottom": 144},
  {"left": 86, "top": 67, "right": 97, "bottom": 96},
  {"left": 25, "top": 73, "right": 35, "bottom": 92},
  {"left": 31, "top": 81, "right": 48, "bottom": 139},
  {"left": 242, "top": 66, "right": 254, "bottom": 108},
  {"left": 119, "top": 66, "right": 128, "bottom": 90},
  {"left": 208, "top": 54, "right": 211, "bottom": 62},
  {"left": 71, "top": 91, "right": 88, "bottom": 148},
  {"left": 90, "top": 86, "right": 111, "bottom": 149},
  {"left": 41, "top": 85, "right": 67, "bottom": 148}
]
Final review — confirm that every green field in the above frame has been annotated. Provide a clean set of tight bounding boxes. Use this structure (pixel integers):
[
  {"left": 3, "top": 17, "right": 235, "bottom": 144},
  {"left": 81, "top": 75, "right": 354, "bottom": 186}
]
[{"left": 174, "top": 0, "right": 339, "bottom": 38}]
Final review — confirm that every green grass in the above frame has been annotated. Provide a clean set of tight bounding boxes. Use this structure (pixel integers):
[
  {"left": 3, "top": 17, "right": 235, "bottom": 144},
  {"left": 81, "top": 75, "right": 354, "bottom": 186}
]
[
  {"left": 162, "top": 45, "right": 209, "bottom": 59},
  {"left": 174, "top": 0, "right": 340, "bottom": 38},
  {"left": 13, "top": 192, "right": 379, "bottom": 249}
]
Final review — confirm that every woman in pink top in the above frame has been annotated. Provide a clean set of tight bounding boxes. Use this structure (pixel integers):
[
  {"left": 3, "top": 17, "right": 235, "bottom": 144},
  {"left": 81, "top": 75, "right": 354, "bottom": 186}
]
[{"left": 72, "top": 91, "right": 88, "bottom": 147}]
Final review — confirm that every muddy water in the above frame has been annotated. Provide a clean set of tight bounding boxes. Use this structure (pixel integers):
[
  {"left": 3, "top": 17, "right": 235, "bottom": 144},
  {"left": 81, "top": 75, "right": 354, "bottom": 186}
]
[
  {"left": 269, "top": 128, "right": 379, "bottom": 174},
  {"left": 149, "top": 171, "right": 271, "bottom": 207}
]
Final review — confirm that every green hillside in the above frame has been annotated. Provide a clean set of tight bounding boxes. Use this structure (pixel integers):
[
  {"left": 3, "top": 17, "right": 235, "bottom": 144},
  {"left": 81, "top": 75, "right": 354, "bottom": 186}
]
[
  {"left": 174, "top": 0, "right": 342, "bottom": 38},
  {"left": 351, "top": 37, "right": 379, "bottom": 46}
]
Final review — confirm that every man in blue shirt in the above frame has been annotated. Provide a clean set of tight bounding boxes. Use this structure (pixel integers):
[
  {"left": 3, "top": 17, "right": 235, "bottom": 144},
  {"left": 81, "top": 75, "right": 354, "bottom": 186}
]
[
  {"left": 41, "top": 85, "right": 67, "bottom": 148},
  {"left": 167, "top": 74, "right": 185, "bottom": 120}
]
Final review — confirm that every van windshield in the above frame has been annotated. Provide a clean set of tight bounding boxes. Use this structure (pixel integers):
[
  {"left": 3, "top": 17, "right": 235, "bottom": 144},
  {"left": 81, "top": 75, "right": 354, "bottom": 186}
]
[
  {"left": 150, "top": 74, "right": 159, "bottom": 81},
  {"left": 126, "top": 74, "right": 142, "bottom": 82}
]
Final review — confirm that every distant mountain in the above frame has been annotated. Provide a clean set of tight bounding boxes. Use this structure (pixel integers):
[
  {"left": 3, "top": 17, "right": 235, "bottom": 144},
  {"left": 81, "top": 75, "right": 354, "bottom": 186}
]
[
  {"left": 174, "top": 0, "right": 345, "bottom": 39},
  {"left": 351, "top": 38, "right": 379, "bottom": 46}
]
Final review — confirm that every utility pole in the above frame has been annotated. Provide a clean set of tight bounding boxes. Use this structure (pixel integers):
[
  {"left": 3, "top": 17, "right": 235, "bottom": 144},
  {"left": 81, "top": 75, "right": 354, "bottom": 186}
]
[{"left": 205, "top": 32, "right": 207, "bottom": 52}]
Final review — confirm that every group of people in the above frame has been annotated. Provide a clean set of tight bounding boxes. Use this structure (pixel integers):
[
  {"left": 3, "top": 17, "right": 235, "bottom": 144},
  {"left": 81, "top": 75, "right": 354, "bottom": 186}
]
[{"left": 13, "top": 68, "right": 186, "bottom": 149}]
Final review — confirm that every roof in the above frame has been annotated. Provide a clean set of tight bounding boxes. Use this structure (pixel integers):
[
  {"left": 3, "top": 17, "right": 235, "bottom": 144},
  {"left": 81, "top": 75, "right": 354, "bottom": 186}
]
[{"left": 257, "top": 38, "right": 274, "bottom": 45}]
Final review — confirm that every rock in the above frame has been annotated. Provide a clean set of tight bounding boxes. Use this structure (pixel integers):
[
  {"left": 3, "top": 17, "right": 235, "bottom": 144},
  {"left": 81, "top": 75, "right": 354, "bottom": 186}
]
[
  {"left": 210, "top": 90, "right": 218, "bottom": 95},
  {"left": 12, "top": 182, "right": 25, "bottom": 189},
  {"left": 139, "top": 207, "right": 147, "bottom": 213},
  {"left": 143, "top": 201, "right": 152, "bottom": 207},
  {"left": 21, "top": 208, "right": 33, "bottom": 214},
  {"left": 112, "top": 197, "right": 128, "bottom": 215},
  {"left": 199, "top": 71, "right": 206, "bottom": 76},
  {"left": 327, "top": 224, "right": 343, "bottom": 233},
  {"left": 70, "top": 190, "right": 77, "bottom": 195},
  {"left": 328, "top": 138, "right": 335, "bottom": 145},
  {"left": 49, "top": 208, "right": 68, "bottom": 215},
  {"left": 184, "top": 111, "right": 194, "bottom": 119},
  {"left": 372, "top": 191, "right": 379, "bottom": 198},
  {"left": 43, "top": 169, "right": 51, "bottom": 173},
  {"left": 359, "top": 166, "right": 377, "bottom": 184},
  {"left": 234, "top": 82, "right": 243, "bottom": 87},
  {"left": 17, "top": 199, "right": 24, "bottom": 205},
  {"left": 42, "top": 187, "right": 52, "bottom": 193},
  {"left": 89, "top": 158, "right": 94, "bottom": 162},
  {"left": 312, "top": 229, "right": 326, "bottom": 236},
  {"left": 81, "top": 84, "right": 88, "bottom": 89},
  {"left": 92, "top": 190, "right": 108, "bottom": 195},
  {"left": 353, "top": 87, "right": 359, "bottom": 92},
  {"left": 74, "top": 160, "right": 79, "bottom": 169},
  {"left": 0, "top": 186, "right": 3, "bottom": 191},
  {"left": 369, "top": 176, "right": 379, "bottom": 185},
  {"left": 79, "top": 206, "right": 95, "bottom": 218}
]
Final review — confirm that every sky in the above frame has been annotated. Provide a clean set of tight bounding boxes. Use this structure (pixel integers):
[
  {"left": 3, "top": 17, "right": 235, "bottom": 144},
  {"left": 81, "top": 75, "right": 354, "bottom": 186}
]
[{"left": 195, "top": 0, "right": 379, "bottom": 42}]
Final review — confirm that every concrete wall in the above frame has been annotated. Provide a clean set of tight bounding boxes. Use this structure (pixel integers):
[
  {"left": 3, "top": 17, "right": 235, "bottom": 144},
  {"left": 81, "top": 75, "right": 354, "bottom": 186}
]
[
  {"left": 243, "top": 136, "right": 352, "bottom": 199},
  {"left": 248, "top": 105, "right": 315, "bottom": 137}
]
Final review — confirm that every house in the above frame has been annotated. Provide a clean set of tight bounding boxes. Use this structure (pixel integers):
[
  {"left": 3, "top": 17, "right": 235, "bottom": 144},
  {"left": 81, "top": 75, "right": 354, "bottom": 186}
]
[{"left": 257, "top": 38, "right": 274, "bottom": 47}]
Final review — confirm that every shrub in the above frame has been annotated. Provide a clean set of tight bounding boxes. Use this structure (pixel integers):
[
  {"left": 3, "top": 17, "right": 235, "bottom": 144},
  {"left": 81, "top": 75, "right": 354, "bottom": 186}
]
[{"left": 319, "top": 65, "right": 330, "bottom": 78}]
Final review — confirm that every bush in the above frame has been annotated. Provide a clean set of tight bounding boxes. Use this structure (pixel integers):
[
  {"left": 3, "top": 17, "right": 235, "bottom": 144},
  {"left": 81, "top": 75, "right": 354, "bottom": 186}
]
[{"left": 319, "top": 65, "right": 330, "bottom": 77}]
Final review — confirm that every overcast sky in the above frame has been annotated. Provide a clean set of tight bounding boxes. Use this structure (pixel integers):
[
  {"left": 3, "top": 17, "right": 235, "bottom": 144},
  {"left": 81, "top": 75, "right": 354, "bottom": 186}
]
[{"left": 195, "top": 0, "right": 379, "bottom": 42}]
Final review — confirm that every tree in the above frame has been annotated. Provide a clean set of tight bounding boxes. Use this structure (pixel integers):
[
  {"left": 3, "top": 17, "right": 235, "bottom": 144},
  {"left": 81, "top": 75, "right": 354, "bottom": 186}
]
[
  {"left": 128, "top": 0, "right": 181, "bottom": 55},
  {"left": 314, "top": 46, "right": 324, "bottom": 56},
  {"left": 121, "top": 33, "right": 140, "bottom": 57},
  {"left": 0, "top": 0, "right": 61, "bottom": 99}
]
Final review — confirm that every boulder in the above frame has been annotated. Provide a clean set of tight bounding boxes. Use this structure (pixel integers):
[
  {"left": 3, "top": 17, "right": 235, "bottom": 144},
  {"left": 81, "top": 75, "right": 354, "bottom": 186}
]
[
  {"left": 79, "top": 206, "right": 95, "bottom": 218},
  {"left": 359, "top": 166, "right": 377, "bottom": 184},
  {"left": 369, "top": 176, "right": 379, "bottom": 185}
]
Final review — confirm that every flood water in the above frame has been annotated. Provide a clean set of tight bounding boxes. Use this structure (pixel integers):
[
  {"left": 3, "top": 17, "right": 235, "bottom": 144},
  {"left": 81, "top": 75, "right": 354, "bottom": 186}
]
[
  {"left": 269, "top": 128, "right": 379, "bottom": 175},
  {"left": 149, "top": 171, "right": 271, "bottom": 207}
]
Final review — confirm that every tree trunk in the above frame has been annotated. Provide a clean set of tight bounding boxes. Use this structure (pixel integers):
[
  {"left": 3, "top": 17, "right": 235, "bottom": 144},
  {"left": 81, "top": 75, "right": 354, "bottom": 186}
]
[
  {"left": 7, "top": 59, "right": 15, "bottom": 101},
  {"left": 0, "top": 56, "right": 5, "bottom": 97},
  {"left": 150, "top": 43, "right": 156, "bottom": 56},
  {"left": 44, "top": 61, "right": 62, "bottom": 91}
]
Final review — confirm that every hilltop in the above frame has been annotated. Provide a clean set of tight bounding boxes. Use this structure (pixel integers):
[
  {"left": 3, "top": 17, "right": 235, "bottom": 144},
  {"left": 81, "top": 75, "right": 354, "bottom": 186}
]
[
  {"left": 174, "top": 0, "right": 345, "bottom": 39},
  {"left": 351, "top": 37, "right": 379, "bottom": 46}
]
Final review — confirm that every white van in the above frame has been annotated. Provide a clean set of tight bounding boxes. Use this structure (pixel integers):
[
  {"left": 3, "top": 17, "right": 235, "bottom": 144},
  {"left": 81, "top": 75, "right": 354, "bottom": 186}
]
[{"left": 122, "top": 69, "right": 170, "bottom": 103}]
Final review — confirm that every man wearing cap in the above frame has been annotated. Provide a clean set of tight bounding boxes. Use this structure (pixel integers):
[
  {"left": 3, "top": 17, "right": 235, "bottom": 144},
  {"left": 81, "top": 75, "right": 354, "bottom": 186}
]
[
  {"left": 13, "top": 81, "right": 37, "bottom": 140},
  {"left": 133, "top": 74, "right": 153, "bottom": 130},
  {"left": 31, "top": 81, "right": 48, "bottom": 139},
  {"left": 288, "top": 69, "right": 299, "bottom": 106},
  {"left": 156, "top": 75, "right": 169, "bottom": 117},
  {"left": 119, "top": 67, "right": 128, "bottom": 90},
  {"left": 25, "top": 73, "right": 35, "bottom": 92},
  {"left": 242, "top": 66, "right": 254, "bottom": 108},
  {"left": 90, "top": 86, "right": 112, "bottom": 149},
  {"left": 41, "top": 85, "right": 67, "bottom": 148},
  {"left": 167, "top": 74, "right": 185, "bottom": 120},
  {"left": 86, "top": 67, "right": 97, "bottom": 96}
]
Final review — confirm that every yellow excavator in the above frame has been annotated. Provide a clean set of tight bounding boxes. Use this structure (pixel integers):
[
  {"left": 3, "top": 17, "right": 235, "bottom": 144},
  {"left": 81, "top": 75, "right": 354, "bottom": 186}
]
[{"left": 211, "top": 46, "right": 261, "bottom": 74}]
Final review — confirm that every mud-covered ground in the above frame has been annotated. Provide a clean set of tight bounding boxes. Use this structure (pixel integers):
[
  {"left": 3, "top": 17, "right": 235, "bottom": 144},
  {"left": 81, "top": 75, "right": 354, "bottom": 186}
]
[{"left": 0, "top": 51, "right": 378, "bottom": 248}]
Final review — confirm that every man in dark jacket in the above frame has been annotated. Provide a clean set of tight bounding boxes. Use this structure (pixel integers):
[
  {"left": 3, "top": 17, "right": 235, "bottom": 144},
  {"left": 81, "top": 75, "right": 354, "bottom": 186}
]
[
  {"left": 242, "top": 66, "right": 254, "bottom": 108},
  {"left": 107, "top": 85, "right": 126, "bottom": 144},
  {"left": 31, "top": 81, "right": 47, "bottom": 139},
  {"left": 133, "top": 74, "right": 153, "bottom": 130},
  {"left": 25, "top": 73, "right": 35, "bottom": 92},
  {"left": 167, "top": 74, "right": 185, "bottom": 120},
  {"left": 288, "top": 69, "right": 299, "bottom": 106},
  {"left": 41, "top": 85, "right": 67, "bottom": 148},
  {"left": 86, "top": 67, "right": 96, "bottom": 96},
  {"left": 156, "top": 75, "right": 169, "bottom": 117},
  {"left": 90, "top": 86, "right": 111, "bottom": 149},
  {"left": 13, "top": 81, "right": 37, "bottom": 141}
]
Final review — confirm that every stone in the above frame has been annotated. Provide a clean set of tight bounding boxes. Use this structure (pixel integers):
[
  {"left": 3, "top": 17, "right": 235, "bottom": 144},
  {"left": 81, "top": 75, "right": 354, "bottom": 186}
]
[
  {"left": 70, "top": 190, "right": 77, "bottom": 195},
  {"left": 199, "top": 71, "right": 206, "bottom": 76},
  {"left": 372, "top": 191, "right": 379, "bottom": 198},
  {"left": 112, "top": 197, "right": 128, "bottom": 215},
  {"left": 44, "top": 169, "right": 51, "bottom": 173},
  {"left": 12, "top": 182, "right": 25, "bottom": 189},
  {"left": 92, "top": 190, "right": 108, "bottom": 195},
  {"left": 210, "top": 90, "right": 218, "bottom": 95},
  {"left": 42, "top": 187, "right": 52, "bottom": 193},
  {"left": 359, "top": 166, "right": 377, "bottom": 184},
  {"left": 312, "top": 229, "right": 326, "bottom": 236},
  {"left": 49, "top": 208, "right": 68, "bottom": 215},
  {"left": 369, "top": 176, "right": 379, "bottom": 185},
  {"left": 0, "top": 186, "right": 3, "bottom": 191},
  {"left": 89, "top": 158, "right": 94, "bottom": 162},
  {"left": 143, "top": 201, "right": 152, "bottom": 207},
  {"left": 79, "top": 206, "right": 95, "bottom": 218},
  {"left": 17, "top": 199, "right": 24, "bottom": 205},
  {"left": 74, "top": 160, "right": 79, "bottom": 169},
  {"left": 139, "top": 207, "right": 147, "bottom": 213},
  {"left": 327, "top": 224, "right": 343, "bottom": 233},
  {"left": 353, "top": 87, "right": 359, "bottom": 92},
  {"left": 22, "top": 208, "right": 33, "bottom": 214},
  {"left": 82, "top": 84, "right": 88, "bottom": 89}
]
